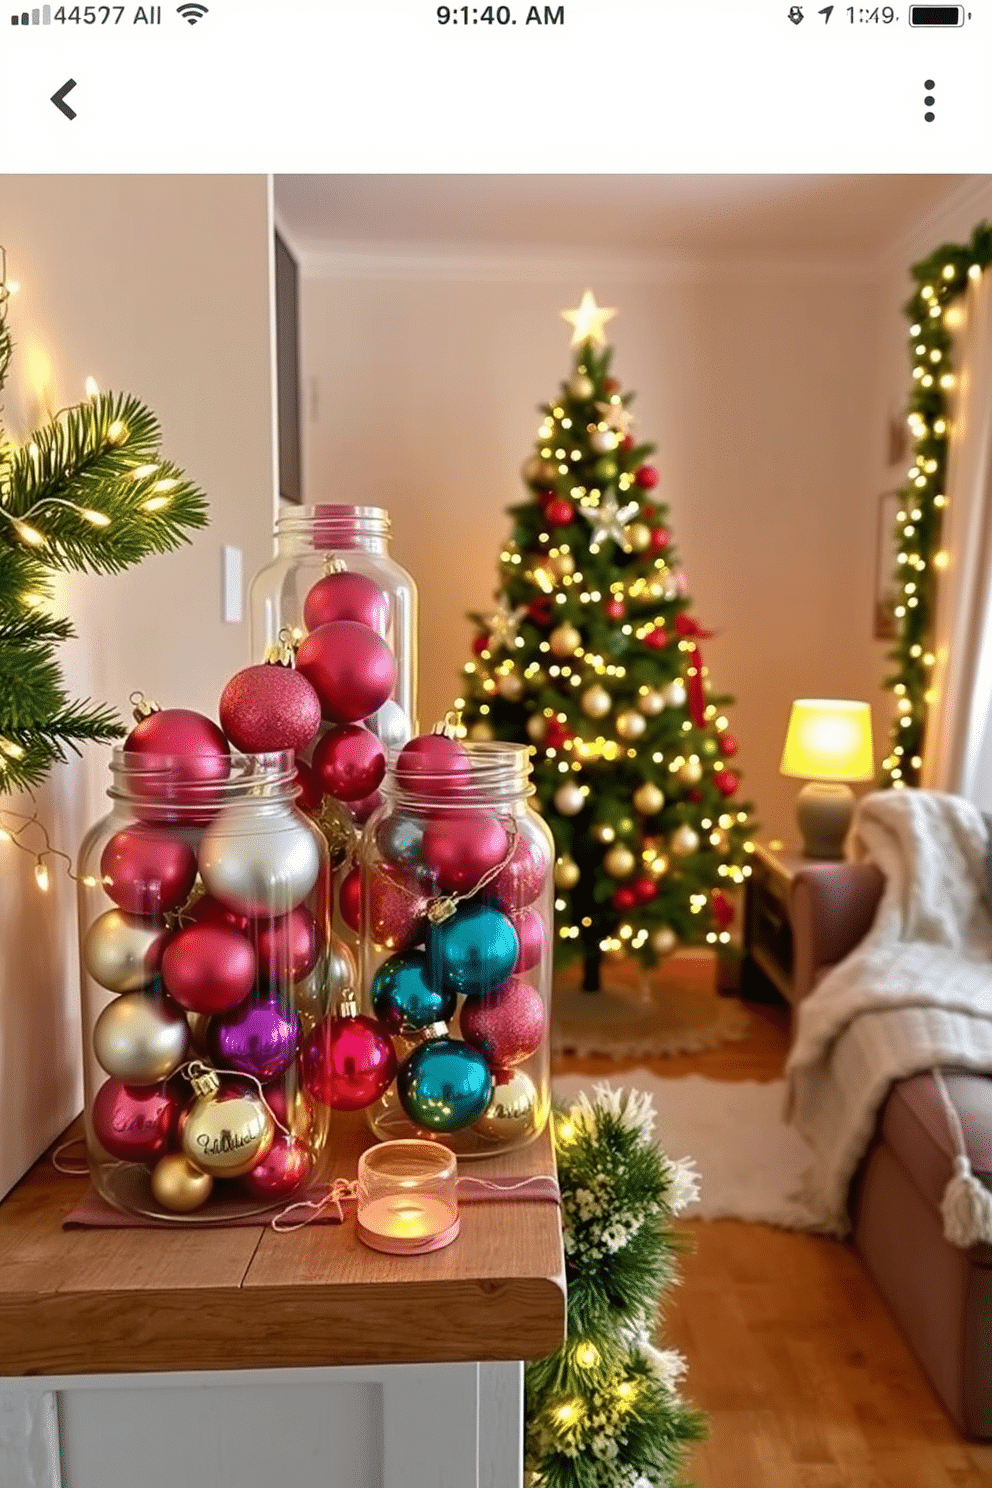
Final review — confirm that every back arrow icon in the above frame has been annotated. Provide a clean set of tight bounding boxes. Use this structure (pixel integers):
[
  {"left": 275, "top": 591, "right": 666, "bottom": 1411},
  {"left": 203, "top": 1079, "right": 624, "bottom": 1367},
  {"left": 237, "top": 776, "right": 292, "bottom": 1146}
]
[{"left": 51, "top": 79, "right": 77, "bottom": 119}]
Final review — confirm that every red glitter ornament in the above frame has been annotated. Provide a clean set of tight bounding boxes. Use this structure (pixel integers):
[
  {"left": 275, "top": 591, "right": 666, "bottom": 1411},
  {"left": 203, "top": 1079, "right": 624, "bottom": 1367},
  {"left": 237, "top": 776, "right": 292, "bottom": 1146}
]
[
  {"left": 296, "top": 621, "right": 396, "bottom": 724},
  {"left": 719, "top": 734, "right": 739, "bottom": 758},
  {"left": 369, "top": 869, "right": 431, "bottom": 953},
  {"left": 301, "top": 1007, "right": 397, "bottom": 1110},
  {"left": 339, "top": 865, "right": 362, "bottom": 933},
  {"left": 632, "top": 877, "right": 657, "bottom": 904},
  {"left": 303, "top": 570, "right": 391, "bottom": 635},
  {"left": 714, "top": 769, "right": 739, "bottom": 797},
  {"left": 612, "top": 887, "right": 637, "bottom": 912},
  {"left": 460, "top": 975, "right": 547, "bottom": 1067},
  {"left": 100, "top": 827, "right": 197, "bottom": 917},
  {"left": 312, "top": 724, "right": 386, "bottom": 802},
  {"left": 643, "top": 627, "right": 667, "bottom": 650},
  {"left": 528, "top": 596, "right": 554, "bottom": 627},
  {"left": 511, "top": 905, "right": 547, "bottom": 973},
  {"left": 545, "top": 498, "right": 575, "bottom": 527},
  {"left": 603, "top": 597, "right": 626, "bottom": 621},
  {"left": 162, "top": 924, "right": 257, "bottom": 1015},
  {"left": 472, "top": 634, "right": 490, "bottom": 656},
  {"left": 650, "top": 527, "right": 670, "bottom": 553},
  {"left": 635, "top": 466, "right": 659, "bottom": 489},
  {"left": 219, "top": 665, "right": 322, "bottom": 754},
  {"left": 487, "top": 831, "right": 548, "bottom": 913}
]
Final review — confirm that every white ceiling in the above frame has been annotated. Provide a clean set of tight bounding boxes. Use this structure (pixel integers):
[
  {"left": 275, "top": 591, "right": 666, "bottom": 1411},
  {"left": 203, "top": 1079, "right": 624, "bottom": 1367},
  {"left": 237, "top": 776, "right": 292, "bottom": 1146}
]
[{"left": 274, "top": 175, "right": 972, "bottom": 261}]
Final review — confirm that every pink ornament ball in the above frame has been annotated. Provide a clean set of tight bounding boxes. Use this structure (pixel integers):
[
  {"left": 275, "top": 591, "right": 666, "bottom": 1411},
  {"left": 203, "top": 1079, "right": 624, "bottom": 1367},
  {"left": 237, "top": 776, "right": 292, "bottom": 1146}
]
[
  {"left": 369, "top": 869, "right": 430, "bottom": 952},
  {"left": 303, "top": 570, "right": 391, "bottom": 635},
  {"left": 511, "top": 905, "right": 547, "bottom": 974},
  {"left": 301, "top": 1011, "right": 397, "bottom": 1111},
  {"left": 240, "top": 1130, "right": 312, "bottom": 1201},
  {"left": 295, "top": 621, "right": 396, "bottom": 724},
  {"left": 312, "top": 724, "right": 386, "bottom": 802},
  {"left": 92, "top": 1078, "right": 181, "bottom": 1163},
  {"left": 460, "top": 975, "right": 547, "bottom": 1067},
  {"left": 253, "top": 904, "right": 322, "bottom": 984},
  {"left": 293, "top": 756, "right": 324, "bottom": 814},
  {"left": 219, "top": 665, "right": 322, "bottom": 754},
  {"left": 124, "top": 707, "right": 231, "bottom": 821},
  {"left": 338, "top": 864, "right": 362, "bottom": 933},
  {"left": 396, "top": 733, "right": 472, "bottom": 795},
  {"left": 183, "top": 895, "right": 250, "bottom": 933},
  {"left": 421, "top": 811, "right": 509, "bottom": 896},
  {"left": 487, "top": 831, "right": 548, "bottom": 914},
  {"left": 100, "top": 827, "right": 197, "bottom": 918},
  {"left": 161, "top": 924, "right": 257, "bottom": 1015},
  {"left": 719, "top": 733, "right": 739, "bottom": 758},
  {"left": 632, "top": 877, "right": 657, "bottom": 904}
]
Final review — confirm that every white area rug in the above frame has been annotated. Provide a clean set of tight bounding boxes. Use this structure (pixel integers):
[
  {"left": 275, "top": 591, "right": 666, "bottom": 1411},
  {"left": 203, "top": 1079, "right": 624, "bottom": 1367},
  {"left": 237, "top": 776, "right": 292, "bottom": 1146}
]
[{"left": 552, "top": 1071, "right": 834, "bottom": 1232}]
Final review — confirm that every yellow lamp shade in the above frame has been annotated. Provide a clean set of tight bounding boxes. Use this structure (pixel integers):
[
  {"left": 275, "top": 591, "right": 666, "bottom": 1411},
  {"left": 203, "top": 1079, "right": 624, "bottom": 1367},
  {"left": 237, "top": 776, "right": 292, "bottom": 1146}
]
[{"left": 779, "top": 699, "right": 874, "bottom": 783}]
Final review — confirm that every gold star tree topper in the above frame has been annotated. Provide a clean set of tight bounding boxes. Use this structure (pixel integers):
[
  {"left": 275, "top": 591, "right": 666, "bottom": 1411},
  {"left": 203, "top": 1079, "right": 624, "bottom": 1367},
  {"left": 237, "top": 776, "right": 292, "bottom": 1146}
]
[{"left": 561, "top": 290, "right": 617, "bottom": 348}]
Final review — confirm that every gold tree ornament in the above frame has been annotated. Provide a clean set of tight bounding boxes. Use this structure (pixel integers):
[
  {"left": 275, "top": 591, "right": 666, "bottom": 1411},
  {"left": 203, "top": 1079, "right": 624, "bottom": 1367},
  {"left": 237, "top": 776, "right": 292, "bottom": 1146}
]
[
  {"left": 670, "top": 823, "right": 700, "bottom": 857},
  {"left": 616, "top": 710, "right": 646, "bottom": 741},
  {"left": 554, "top": 855, "right": 580, "bottom": 889},
  {"left": 626, "top": 522, "right": 652, "bottom": 553},
  {"left": 632, "top": 781, "right": 664, "bottom": 815},
  {"left": 651, "top": 926, "right": 679, "bottom": 956},
  {"left": 580, "top": 685, "right": 611, "bottom": 719},
  {"left": 497, "top": 672, "right": 524, "bottom": 701},
  {"left": 526, "top": 713, "right": 547, "bottom": 743},
  {"left": 554, "top": 781, "right": 586, "bottom": 817},
  {"left": 549, "top": 622, "right": 581, "bottom": 658},
  {"left": 603, "top": 844, "right": 636, "bottom": 879},
  {"left": 638, "top": 688, "right": 665, "bottom": 716},
  {"left": 678, "top": 757, "right": 703, "bottom": 785},
  {"left": 151, "top": 1153, "right": 214, "bottom": 1214}
]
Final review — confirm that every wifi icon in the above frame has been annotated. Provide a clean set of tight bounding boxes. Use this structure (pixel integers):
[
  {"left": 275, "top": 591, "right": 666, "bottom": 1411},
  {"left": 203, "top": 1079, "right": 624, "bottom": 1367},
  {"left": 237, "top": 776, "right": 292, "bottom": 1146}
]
[{"left": 177, "top": 2, "right": 207, "bottom": 21}]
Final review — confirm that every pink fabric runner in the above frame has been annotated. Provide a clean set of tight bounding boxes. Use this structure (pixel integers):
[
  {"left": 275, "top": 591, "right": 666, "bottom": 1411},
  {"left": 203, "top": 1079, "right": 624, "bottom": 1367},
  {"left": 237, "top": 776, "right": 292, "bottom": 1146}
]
[{"left": 62, "top": 1174, "right": 561, "bottom": 1230}]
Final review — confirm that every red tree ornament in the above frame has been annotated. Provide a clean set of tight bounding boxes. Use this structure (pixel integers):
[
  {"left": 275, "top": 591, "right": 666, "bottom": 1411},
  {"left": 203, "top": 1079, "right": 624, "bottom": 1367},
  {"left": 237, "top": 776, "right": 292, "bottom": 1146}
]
[
  {"left": 635, "top": 466, "right": 659, "bottom": 489},
  {"left": 100, "top": 828, "right": 197, "bottom": 917},
  {"left": 183, "top": 894, "right": 250, "bottom": 933},
  {"left": 472, "top": 634, "right": 490, "bottom": 656},
  {"left": 161, "top": 924, "right": 257, "bottom": 1015},
  {"left": 253, "top": 905, "right": 322, "bottom": 984},
  {"left": 711, "top": 889, "right": 735, "bottom": 931},
  {"left": 545, "top": 498, "right": 575, "bottom": 527},
  {"left": 295, "top": 621, "right": 396, "bottom": 724},
  {"left": 369, "top": 868, "right": 431, "bottom": 953},
  {"left": 397, "top": 732, "right": 472, "bottom": 795},
  {"left": 240, "top": 1130, "right": 311, "bottom": 1200},
  {"left": 714, "top": 768, "right": 739, "bottom": 797},
  {"left": 719, "top": 734, "right": 739, "bottom": 758},
  {"left": 511, "top": 905, "right": 547, "bottom": 973},
  {"left": 643, "top": 627, "right": 667, "bottom": 651},
  {"left": 612, "top": 887, "right": 637, "bottom": 912},
  {"left": 300, "top": 1003, "right": 397, "bottom": 1111},
  {"left": 339, "top": 864, "right": 362, "bottom": 933},
  {"left": 421, "top": 811, "right": 509, "bottom": 895},
  {"left": 650, "top": 527, "right": 670, "bottom": 553},
  {"left": 528, "top": 596, "right": 554, "bottom": 627},
  {"left": 293, "top": 757, "right": 324, "bottom": 814},
  {"left": 312, "top": 724, "right": 387, "bottom": 802},
  {"left": 124, "top": 703, "right": 231, "bottom": 821},
  {"left": 632, "top": 877, "right": 657, "bottom": 904},
  {"left": 604, "top": 597, "right": 626, "bottom": 621},
  {"left": 92, "top": 1078, "right": 181, "bottom": 1163},
  {"left": 303, "top": 570, "right": 391, "bottom": 635},
  {"left": 219, "top": 664, "right": 322, "bottom": 755},
  {"left": 487, "top": 831, "right": 548, "bottom": 913}
]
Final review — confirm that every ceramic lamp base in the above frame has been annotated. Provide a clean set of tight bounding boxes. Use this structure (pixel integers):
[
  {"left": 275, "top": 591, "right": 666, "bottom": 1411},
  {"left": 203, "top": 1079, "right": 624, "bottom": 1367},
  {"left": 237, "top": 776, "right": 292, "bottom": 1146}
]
[{"left": 794, "top": 780, "right": 856, "bottom": 859}]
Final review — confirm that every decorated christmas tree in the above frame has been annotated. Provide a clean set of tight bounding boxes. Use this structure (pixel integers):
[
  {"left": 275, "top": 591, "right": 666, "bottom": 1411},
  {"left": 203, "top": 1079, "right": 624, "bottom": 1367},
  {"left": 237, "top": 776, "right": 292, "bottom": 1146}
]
[{"left": 456, "top": 293, "right": 752, "bottom": 995}]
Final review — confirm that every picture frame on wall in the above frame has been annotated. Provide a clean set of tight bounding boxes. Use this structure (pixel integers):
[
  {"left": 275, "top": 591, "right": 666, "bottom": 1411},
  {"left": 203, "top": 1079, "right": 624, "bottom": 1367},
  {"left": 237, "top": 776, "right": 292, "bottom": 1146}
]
[{"left": 874, "top": 489, "right": 902, "bottom": 641}]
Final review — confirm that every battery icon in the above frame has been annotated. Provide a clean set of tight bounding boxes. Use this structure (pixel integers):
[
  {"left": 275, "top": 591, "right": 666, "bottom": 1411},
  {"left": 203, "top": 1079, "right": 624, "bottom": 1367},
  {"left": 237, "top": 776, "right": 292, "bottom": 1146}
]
[{"left": 909, "top": 5, "right": 965, "bottom": 22}]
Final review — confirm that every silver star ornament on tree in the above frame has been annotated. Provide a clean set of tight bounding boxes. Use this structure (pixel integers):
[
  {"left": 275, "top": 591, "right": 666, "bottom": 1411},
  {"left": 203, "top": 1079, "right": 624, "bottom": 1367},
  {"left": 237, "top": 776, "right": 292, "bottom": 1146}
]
[
  {"left": 580, "top": 491, "right": 641, "bottom": 553},
  {"left": 484, "top": 596, "right": 528, "bottom": 651}
]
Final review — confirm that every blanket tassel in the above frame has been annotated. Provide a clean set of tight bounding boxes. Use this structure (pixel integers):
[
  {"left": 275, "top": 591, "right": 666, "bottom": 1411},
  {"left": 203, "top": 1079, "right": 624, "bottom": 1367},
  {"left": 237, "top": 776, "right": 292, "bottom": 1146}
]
[{"left": 933, "top": 1069, "right": 992, "bottom": 1249}]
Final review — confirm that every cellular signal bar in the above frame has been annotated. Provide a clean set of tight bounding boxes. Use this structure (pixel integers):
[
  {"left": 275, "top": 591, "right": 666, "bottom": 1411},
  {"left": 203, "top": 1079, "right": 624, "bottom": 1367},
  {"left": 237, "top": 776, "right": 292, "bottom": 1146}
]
[{"left": 10, "top": 5, "right": 51, "bottom": 19}]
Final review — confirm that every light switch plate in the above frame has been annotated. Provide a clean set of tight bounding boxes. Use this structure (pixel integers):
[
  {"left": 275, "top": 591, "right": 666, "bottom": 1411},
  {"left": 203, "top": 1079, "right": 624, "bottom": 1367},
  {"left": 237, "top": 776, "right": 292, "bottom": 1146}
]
[{"left": 222, "top": 545, "right": 243, "bottom": 624}]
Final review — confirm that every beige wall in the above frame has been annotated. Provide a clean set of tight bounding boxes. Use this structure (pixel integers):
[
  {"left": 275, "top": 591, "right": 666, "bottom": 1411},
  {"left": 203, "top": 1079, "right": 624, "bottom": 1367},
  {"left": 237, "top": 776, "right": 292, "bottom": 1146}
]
[
  {"left": 0, "top": 175, "right": 276, "bottom": 1196},
  {"left": 298, "top": 248, "right": 882, "bottom": 846}
]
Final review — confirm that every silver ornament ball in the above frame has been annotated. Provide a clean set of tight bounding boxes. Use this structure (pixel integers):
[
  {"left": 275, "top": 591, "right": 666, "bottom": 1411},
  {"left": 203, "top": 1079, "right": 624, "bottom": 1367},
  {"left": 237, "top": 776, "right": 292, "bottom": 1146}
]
[
  {"left": 651, "top": 926, "right": 679, "bottom": 956},
  {"left": 549, "top": 623, "right": 581, "bottom": 659},
  {"left": 670, "top": 824, "right": 700, "bottom": 857},
  {"left": 580, "top": 685, "right": 611, "bottom": 720},
  {"left": 199, "top": 803, "right": 321, "bottom": 916},
  {"left": 373, "top": 699, "right": 412, "bottom": 751},
  {"left": 638, "top": 689, "right": 665, "bottom": 717},
  {"left": 93, "top": 989, "right": 190, "bottom": 1084},
  {"left": 554, "top": 781, "right": 586, "bottom": 817},
  {"left": 664, "top": 679, "right": 688, "bottom": 709},
  {"left": 616, "top": 710, "right": 647, "bottom": 741}
]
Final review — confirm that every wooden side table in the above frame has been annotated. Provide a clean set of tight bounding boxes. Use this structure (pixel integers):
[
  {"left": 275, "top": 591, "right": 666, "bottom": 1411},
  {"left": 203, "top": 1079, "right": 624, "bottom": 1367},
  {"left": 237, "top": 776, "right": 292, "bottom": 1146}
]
[{"left": 741, "top": 843, "right": 808, "bottom": 1007}]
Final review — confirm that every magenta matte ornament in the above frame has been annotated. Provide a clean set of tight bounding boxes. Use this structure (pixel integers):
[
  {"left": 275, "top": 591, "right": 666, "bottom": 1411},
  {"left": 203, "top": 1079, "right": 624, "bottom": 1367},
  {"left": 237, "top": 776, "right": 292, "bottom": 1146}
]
[
  {"left": 421, "top": 810, "right": 509, "bottom": 895},
  {"left": 123, "top": 707, "right": 231, "bottom": 823},
  {"left": 487, "top": 831, "right": 548, "bottom": 914},
  {"left": 511, "top": 905, "right": 547, "bottom": 974},
  {"left": 161, "top": 924, "right": 257, "bottom": 1015},
  {"left": 312, "top": 724, "right": 387, "bottom": 802},
  {"left": 100, "top": 827, "right": 198, "bottom": 918},
  {"left": 240, "top": 1130, "right": 312, "bottom": 1200},
  {"left": 295, "top": 621, "right": 396, "bottom": 724},
  {"left": 92, "top": 1077, "right": 181, "bottom": 1163},
  {"left": 339, "top": 864, "right": 362, "bottom": 933},
  {"left": 349, "top": 788, "right": 384, "bottom": 825},
  {"left": 303, "top": 570, "right": 391, "bottom": 635},
  {"left": 183, "top": 894, "right": 251, "bottom": 933},
  {"left": 396, "top": 733, "right": 471, "bottom": 795},
  {"left": 212, "top": 994, "right": 301, "bottom": 1083},
  {"left": 253, "top": 904, "right": 321, "bottom": 984}
]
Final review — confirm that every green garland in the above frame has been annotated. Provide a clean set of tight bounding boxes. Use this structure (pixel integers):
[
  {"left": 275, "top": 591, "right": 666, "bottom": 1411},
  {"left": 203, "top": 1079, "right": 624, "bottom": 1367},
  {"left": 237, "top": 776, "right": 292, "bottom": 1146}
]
[
  {"left": 880, "top": 221, "right": 992, "bottom": 789},
  {"left": 525, "top": 1086, "right": 706, "bottom": 1488},
  {"left": 0, "top": 254, "right": 208, "bottom": 793}
]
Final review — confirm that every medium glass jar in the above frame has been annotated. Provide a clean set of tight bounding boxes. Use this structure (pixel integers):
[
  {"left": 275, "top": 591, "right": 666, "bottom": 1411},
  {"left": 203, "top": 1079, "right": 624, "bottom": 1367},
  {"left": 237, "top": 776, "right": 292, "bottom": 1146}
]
[
  {"left": 358, "top": 740, "right": 553, "bottom": 1158},
  {"left": 249, "top": 504, "right": 418, "bottom": 755},
  {"left": 76, "top": 748, "right": 348, "bottom": 1222}
]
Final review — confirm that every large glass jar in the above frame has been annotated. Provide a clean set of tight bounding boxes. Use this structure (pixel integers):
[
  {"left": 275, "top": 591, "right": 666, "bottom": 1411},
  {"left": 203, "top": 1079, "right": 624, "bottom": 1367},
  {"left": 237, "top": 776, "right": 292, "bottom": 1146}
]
[
  {"left": 76, "top": 748, "right": 350, "bottom": 1222},
  {"left": 358, "top": 740, "right": 553, "bottom": 1158},
  {"left": 249, "top": 504, "right": 418, "bottom": 754}
]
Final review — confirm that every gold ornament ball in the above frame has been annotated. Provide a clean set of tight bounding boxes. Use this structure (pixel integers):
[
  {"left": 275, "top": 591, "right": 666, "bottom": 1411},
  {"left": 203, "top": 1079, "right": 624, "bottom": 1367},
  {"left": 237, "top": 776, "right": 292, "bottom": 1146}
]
[
  {"left": 552, "top": 551, "right": 575, "bottom": 578},
  {"left": 664, "top": 679, "right": 688, "bottom": 709},
  {"left": 474, "top": 1068, "right": 538, "bottom": 1142},
  {"left": 581, "top": 685, "right": 611, "bottom": 720},
  {"left": 711, "top": 828, "right": 730, "bottom": 852},
  {"left": 603, "top": 844, "right": 636, "bottom": 879},
  {"left": 497, "top": 673, "right": 524, "bottom": 702},
  {"left": 83, "top": 910, "right": 171, "bottom": 994},
  {"left": 554, "top": 855, "right": 581, "bottom": 890},
  {"left": 549, "top": 623, "right": 582, "bottom": 658},
  {"left": 590, "top": 429, "right": 618, "bottom": 454},
  {"left": 678, "top": 757, "right": 703, "bottom": 785},
  {"left": 592, "top": 822, "right": 616, "bottom": 844},
  {"left": 616, "top": 710, "right": 647, "bottom": 742},
  {"left": 627, "top": 522, "right": 652, "bottom": 553},
  {"left": 569, "top": 373, "right": 595, "bottom": 400},
  {"left": 633, "top": 781, "right": 665, "bottom": 815},
  {"left": 151, "top": 1153, "right": 214, "bottom": 1214},
  {"left": 468, "top": 721, "right": 495, "bottom": 741},
  {"left": 524, "top": 453, "right": 560, "bottom": 487},
  {"left": 651, "top": 926, "right": 679, "bottom": 957},
  {"left": 554, "top": 781, "right": 586, "bottom": 817},
  {"left": 638, "top": 689, "right": 665, "bottom": 717},
  {"left": 670, "top": 824, "right": 700, "bottom": 858},
  {"left": 181, "top": 1083, "right": 275, "bottom": 1179},
  {"left": 526, "top": 713, "right": 547, "bottom": 743}
]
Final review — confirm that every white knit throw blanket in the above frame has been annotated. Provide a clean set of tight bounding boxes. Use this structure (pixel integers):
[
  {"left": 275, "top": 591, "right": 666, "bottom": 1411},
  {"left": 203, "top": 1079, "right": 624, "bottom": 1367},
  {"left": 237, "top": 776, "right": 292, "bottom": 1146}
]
[{"left": 785, "top": 789, "right": 992, "bottom": 1245}]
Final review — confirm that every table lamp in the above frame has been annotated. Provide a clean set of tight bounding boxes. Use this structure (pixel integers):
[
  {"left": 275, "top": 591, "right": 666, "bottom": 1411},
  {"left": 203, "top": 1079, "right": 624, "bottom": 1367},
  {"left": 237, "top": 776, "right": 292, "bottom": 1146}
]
[{"left": 779, "top": 699, "right": 874, "bottom": 859}]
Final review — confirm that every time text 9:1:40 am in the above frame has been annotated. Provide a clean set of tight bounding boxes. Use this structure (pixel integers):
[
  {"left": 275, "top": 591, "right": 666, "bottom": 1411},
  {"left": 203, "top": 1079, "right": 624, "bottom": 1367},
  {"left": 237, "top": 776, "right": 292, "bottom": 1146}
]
[{"left": 437, "top": 6, "right": 564, "bottom": 23}]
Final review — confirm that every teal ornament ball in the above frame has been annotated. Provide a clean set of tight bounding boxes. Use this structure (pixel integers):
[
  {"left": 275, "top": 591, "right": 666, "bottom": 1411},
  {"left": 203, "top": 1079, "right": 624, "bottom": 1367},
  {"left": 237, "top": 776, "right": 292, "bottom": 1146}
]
[
  {"left": 426, "top": 901, "right": 519, "bottom": 997},
  {"left": 371, "top": 949, "right": 456, "bottom": 1034},
  {"left": 397, "top": 1036, "right": 493, "bottom": 1132}
]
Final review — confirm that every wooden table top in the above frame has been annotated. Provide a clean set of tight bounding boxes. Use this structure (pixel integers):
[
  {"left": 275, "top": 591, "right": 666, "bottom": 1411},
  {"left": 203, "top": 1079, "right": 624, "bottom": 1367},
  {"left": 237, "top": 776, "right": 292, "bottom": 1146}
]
[{"left": 0, "top": 1115, "right": 566, "bottom": 1378}]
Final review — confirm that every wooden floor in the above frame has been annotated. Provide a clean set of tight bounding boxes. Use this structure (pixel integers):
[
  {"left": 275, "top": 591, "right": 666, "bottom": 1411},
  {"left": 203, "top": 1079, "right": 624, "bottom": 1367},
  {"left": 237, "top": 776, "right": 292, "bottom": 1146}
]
[{"left": 552, "top": 959, "right": 992, "bottom": 1487}]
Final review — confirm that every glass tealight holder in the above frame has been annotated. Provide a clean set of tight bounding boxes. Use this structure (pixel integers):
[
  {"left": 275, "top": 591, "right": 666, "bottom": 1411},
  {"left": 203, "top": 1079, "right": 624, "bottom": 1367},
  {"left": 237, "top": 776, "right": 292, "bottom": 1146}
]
[{"left": 356, "top": 1139, "right": 459, "bottom": 1255}]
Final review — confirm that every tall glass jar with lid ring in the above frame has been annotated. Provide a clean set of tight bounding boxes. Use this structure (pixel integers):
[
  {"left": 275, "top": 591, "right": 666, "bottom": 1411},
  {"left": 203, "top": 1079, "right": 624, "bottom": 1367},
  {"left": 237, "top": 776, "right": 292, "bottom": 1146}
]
[
  {"left": 76, "top": 747, "right": 350, "bottom": 1222},
  {"left": 358, "top": 740, "right": 553, "bottom": 1158}
]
